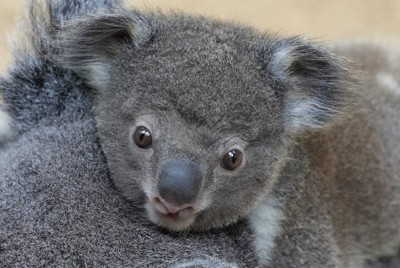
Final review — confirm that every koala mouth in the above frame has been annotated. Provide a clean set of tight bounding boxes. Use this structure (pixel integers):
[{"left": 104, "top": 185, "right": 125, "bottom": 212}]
[{"left": 145, "top": 197, "right": 197, "bottom": 231}]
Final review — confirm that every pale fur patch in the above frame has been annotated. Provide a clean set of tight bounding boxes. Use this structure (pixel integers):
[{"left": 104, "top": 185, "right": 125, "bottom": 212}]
[
  {"left": 0, "top": 109, "right": 12, "bottom": 142},
  {"left": 269, "top": 47, "right": 293, "bottom": 79},
  {"left": 286, "top": 98, "right": 317, "bottom": 129},
  {"left": 249, "top": 196, "right": 283, "bottom": 266},
  {"left": 88, "top": 63, "right": 111, "bottom": 89},
  {"left": 376, "top": 72, "right": 400, "bottom": 96}
]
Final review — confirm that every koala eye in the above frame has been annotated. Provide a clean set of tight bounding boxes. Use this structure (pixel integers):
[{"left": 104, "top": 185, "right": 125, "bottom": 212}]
[
  {"left": 221, "top": 149, "right": 243, "bottom": 170},
  {"left": 133, "top": 126, "right": 152, "bottom": 149}
]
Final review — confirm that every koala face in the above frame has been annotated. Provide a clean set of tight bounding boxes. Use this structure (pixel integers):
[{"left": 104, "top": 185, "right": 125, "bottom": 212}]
[
  {"left": 60, "top": 10, "right": 353, "bottom": 231},
  {"left": 94, "top": 25, "right": 287, "bottom": 231}
]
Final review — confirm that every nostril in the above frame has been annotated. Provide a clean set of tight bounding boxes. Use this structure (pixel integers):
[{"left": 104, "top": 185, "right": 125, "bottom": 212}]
[
  {"left": 153, "top": 197, "right": 169, "bottom": 214},
  {"left": 153, "top": 197, "right": 194, "bottom": 217}
]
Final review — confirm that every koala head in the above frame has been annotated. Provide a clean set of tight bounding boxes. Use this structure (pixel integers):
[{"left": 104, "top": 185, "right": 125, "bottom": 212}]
[{"left": 59, "top": 9, "right": 354, "bottom": 231}]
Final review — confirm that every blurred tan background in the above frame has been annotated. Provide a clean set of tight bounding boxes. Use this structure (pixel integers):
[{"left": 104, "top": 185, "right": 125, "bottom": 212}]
[{"left": 1, "top": 0, "right": 400, "bottom": 74}]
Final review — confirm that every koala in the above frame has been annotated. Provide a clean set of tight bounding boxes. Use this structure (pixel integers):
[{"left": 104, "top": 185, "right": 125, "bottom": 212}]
[{"left": 57, "top": 4, "right": 400, "bottom": 268}]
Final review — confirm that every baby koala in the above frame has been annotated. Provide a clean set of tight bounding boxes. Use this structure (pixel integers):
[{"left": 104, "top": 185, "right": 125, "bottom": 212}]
[{"left": 59, "top": 6, "right": 400, "bottom": 268}]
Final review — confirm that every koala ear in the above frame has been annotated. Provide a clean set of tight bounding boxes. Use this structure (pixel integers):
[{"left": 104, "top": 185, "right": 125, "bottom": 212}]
[
  {"left": 58, "top": 10, "right": 151, "bottom": 88},
  {"left": 264, "top": 37, "right": 357, "bottom": 131}
]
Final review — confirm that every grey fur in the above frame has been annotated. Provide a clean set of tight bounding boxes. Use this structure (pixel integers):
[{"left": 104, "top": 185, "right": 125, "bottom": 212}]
[{"left": 1, "top": 0, "right": 400, "bottom": 267}]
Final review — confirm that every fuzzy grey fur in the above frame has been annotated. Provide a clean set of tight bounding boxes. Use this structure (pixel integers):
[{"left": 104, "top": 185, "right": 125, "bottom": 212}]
[
  {"left": 1, "top": 0, "right": 400, "bottom": 267},
  {"left": 0, "top": 0, "right": 258, "bottom": 267}
]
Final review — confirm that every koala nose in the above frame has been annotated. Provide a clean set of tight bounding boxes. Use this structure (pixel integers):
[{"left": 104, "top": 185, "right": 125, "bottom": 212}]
[{"left": 158, "top": 160, "right": 202, "bottom": 205}]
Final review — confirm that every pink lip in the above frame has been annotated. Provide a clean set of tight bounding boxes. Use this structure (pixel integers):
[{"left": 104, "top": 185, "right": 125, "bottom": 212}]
[{"left": 152, "top": 197, "right": 195, "bottom": 220}]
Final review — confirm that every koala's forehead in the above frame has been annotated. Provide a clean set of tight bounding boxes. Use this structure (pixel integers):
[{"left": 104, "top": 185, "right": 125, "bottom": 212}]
[{"left": 112, "top": 14, "right": 283, "bottom": 133}]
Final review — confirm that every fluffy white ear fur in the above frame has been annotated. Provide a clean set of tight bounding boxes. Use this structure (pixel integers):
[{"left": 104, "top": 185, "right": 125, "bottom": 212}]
[
  {"left": 266, "top": 39, "right": 356, "bottom": 132},
  {"left": 85, "top": 62, "right": 112, "bottom": 90}
]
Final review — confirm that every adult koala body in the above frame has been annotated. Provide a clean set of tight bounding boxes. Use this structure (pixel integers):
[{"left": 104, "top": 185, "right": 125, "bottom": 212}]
[{"left": 58, "top": 3, "right": 400, "bottom": 267}]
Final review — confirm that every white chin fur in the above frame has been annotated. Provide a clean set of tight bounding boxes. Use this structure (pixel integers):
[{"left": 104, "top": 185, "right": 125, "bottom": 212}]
[{"left": 249, "top": 196, "right": 284, "bottom": 266}]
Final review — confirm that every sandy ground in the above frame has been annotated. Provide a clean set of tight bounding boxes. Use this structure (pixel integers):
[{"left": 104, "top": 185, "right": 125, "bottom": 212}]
[{"left": 0, "top": 0, "right": 400, "bottom": 73}]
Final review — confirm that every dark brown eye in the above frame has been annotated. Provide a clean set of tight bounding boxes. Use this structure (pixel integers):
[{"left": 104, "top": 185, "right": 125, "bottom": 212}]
[
  {"left": 133, "top": 126, "right": 152, "bottom": 149},
  {"left": 222, "top": 149, "right": 243, "bottom": 170}
]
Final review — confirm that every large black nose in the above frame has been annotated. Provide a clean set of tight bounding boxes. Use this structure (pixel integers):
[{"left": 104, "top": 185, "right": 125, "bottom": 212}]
[{"left": 158, "top": 160, "right": 202, "bottom": 205}]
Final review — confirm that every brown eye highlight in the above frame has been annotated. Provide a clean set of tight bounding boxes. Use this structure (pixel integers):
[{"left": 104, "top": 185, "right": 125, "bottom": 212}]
[
  {"left": 222, "top": 149, "right": 243, "bottom": 170},
  {"left": 133, "top": 126, "right": 152, "bottom": 149}
]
